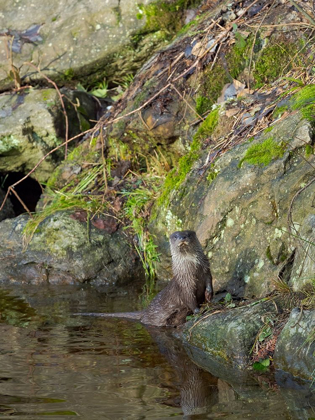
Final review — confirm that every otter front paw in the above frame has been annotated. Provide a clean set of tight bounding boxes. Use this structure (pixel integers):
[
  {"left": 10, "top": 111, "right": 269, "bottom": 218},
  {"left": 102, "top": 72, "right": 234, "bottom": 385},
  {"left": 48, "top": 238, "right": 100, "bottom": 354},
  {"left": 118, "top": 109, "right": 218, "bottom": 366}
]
[{"left": 205, "top": 287, "right": 213, "bottom": 302}]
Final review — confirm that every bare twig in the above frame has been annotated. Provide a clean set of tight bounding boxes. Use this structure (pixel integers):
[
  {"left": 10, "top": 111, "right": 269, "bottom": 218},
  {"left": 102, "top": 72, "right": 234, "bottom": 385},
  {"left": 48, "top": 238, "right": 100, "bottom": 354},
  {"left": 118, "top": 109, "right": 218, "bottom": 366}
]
[{"left": 10, "top": 188, "right": 31, "bottom": 215}]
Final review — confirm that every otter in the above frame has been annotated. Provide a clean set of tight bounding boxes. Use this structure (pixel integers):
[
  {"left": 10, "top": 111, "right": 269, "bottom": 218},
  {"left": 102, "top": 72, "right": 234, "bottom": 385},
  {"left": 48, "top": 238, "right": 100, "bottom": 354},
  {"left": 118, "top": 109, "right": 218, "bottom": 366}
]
[{"left": 77, "top": 230, "right": 213, "bottom": 327}]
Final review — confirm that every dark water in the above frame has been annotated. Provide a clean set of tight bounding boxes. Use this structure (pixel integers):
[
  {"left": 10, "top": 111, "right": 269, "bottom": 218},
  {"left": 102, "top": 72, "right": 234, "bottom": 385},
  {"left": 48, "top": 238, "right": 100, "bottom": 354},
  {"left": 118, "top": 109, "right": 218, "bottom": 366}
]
[{"left": 0, "top": 285, "right": 313, "bottom": 420}]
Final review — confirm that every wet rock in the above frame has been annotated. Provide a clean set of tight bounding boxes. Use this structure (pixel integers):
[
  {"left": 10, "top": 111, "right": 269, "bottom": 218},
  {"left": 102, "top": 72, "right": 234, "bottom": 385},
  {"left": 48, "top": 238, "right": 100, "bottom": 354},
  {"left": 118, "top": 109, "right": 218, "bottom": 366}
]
[
  {"left": 181, "top": 301, "right": 279, "bottom": 368},
  {"left": 275, "top": 371, "right": 315, "bottom": 418},
  {"left": 0, "top": 213, "right": 144, "bottom": 286},
  {"left": 274, "top": 308, "right": 315, "bottom": 382}
]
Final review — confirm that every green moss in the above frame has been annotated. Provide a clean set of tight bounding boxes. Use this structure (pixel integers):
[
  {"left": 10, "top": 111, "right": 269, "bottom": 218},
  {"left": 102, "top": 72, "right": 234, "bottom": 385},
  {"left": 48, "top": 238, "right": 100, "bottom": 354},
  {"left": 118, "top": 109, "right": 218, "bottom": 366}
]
[
  {"left": 67, "top": 145, "right": 84, "bottom": 161},
  {"left": 136, "top": 0, "right": 200, "bottom": 39},
  {"left": 203, "top": 64, "right": 230, "bottom": 108},
  {"left": 177, "top": 16, "right": 200, "bottom": 36},
  {"left": 112, "top": 6, "right": 122, "bottom": 24},
  {"left": 226, "top": 33, "right": 252, "bottom": 79},
  {"left": 305, "top": 144, "right": 313, "bottom": 158},
  {"left": 292, "top": 85, "right": 315, "bottom": 124},
  {"left": 63, "top": 68, "right": 75, "bottom": 81},
  {"left": 195, "top": 96, "right": 212, "bottom": 115},
  {"left": 195, "top": 35, "right": 251, "bottom": 110},
  {"left": 46, "top": 167, "right": 62, "bottom": 189},
  {"left": 157, "top": 149, "right": 197, "bottom": 206},
  {"left": 264, "top": 126, "right": 273, "bottom": 134},
  {"left": 194, "top": 107, "right": 219, "bottom": 142},
  {"left": 254, "top": 42, "right": 298, "bottom": 88},
  {"left": 239, "top": 137, "right": 286, "bottom": 167},
  {"left": 41, "top": 90, "right": 53, "bottom": 101},
  {"left": 0, "top": 135, "right": 20, "bottom": 154},
  {"left": 108, "top": 137, "right": 133, "bottom": 161},
  {"left": 266, "top": 246, "right": 275, "bottom": 264}
]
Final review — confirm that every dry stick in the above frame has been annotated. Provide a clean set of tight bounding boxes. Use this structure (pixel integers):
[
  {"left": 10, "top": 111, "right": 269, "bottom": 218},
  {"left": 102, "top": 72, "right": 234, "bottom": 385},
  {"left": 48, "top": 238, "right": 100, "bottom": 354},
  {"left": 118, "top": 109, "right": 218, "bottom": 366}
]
[
  {"left": 138, "top": 110, "right": 153, "bottom": 131},
  {"left": 210, "top": 41, "right": 222, "bottom": 71},
  {"left": 245, "top": 22, "right": 314, "bottom": 28},
  {"left": 0, "top": 128, "right": 93, "bottom": 213},
  {"left": 26, "top": 62, "right": 69, "bottom": 159},
  {"left": 166, "top": 52, "right": 185, "bottom": 82},
  {"left": 10, "top": 188, "right": 31, "bottom": 215}
]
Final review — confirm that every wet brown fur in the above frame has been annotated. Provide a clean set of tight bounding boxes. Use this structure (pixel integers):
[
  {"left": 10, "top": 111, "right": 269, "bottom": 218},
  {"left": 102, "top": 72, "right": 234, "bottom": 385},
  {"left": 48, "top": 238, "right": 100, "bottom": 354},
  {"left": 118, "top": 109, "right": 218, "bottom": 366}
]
[{"left": 77, "top": 231, "right": 213, "bottom": 327}]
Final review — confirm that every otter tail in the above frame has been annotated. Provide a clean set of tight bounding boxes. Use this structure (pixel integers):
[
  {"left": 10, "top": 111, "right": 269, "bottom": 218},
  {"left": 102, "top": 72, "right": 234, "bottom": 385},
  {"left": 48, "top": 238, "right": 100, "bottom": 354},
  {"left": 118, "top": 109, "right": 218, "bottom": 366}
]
[{"left": 74, "top": 311, "right": 142, "bottom": 320}]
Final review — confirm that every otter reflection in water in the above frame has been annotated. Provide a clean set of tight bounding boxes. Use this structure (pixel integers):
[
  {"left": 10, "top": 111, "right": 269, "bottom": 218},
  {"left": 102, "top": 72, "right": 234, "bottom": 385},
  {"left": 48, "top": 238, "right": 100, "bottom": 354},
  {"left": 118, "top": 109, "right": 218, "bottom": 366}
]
[
  {"left": 147, "top": 327, "right": 219, "bottom": 417},
  {"left": 76, "top": 230, "right": 213, "bottom": 326}
]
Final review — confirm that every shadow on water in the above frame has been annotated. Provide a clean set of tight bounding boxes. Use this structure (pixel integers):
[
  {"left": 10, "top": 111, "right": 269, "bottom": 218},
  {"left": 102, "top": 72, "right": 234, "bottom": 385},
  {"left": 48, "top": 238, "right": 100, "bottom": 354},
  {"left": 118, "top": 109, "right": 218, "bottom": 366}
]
[{"left": 0, "top": 284, "right": 313, "bottom": 419}]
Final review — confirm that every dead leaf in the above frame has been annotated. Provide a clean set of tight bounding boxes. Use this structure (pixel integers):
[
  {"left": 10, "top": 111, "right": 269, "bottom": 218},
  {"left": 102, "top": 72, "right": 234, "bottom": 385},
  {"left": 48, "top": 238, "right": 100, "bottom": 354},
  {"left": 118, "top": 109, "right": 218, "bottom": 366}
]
[
  {"left": 92, "top": 216, "right": 118, "bottom": 233},
  {"left": 70, "top": 211, "right": 87, "bottom": 222},
  {"left": 225, "top": 108, "right": 239, "bottom": 117}
]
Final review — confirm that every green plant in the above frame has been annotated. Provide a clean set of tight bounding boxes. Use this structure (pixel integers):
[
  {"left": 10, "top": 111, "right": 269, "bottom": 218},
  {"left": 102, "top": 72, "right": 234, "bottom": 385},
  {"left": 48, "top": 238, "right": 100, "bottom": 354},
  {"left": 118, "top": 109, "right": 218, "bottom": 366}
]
[
  {"left": 90, "top": 80, "right": 109, "bottom": 98},
  {"left": 24, "top": 165, "right": 105, "bottom": 244},
  {"left": 254, "top": 43, "right": 297, "bottom": 87},
  {"left": 195, "top": 95, "right": 212, "bottom": 115},
  {"left": 292, "top": 84, "right": 315, "bottom": 124},
  {"left": 122, "top": 185, "right": 160, "bottom": 280},
  {"left": 194, "top": 106, "right": 219, "bottom": 141},
  {"left": 253, "top": 358, "right": 271, "bottom": 371},
  {"left": 238, "top": 137, "right": 286, "bottom": 167}
]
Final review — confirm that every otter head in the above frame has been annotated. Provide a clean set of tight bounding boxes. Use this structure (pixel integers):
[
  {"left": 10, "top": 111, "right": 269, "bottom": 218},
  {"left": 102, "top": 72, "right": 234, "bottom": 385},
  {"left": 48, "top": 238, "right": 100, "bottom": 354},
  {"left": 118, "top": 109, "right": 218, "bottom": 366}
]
[{"left": 169, "top": 230, "right": 197, "bottom": 256}]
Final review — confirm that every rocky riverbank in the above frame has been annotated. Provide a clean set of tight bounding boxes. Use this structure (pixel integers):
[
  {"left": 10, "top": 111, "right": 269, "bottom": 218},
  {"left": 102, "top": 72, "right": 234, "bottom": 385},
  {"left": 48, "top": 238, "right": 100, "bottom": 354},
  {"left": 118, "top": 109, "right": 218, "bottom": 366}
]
[{"left": 0, "top": 0, "right": 314, "bottom": 383}]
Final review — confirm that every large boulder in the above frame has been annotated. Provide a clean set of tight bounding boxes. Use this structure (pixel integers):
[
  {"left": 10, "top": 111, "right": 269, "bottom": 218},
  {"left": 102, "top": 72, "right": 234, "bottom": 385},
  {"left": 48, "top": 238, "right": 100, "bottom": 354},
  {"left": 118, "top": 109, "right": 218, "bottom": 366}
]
[
  {"left": 0, "top": 213, "right": 144, "bottom": 286},
  {"left": 0, "top": 88, "right": 99, "bottom": 182},
  {"left": 0, "top": 0, "right": 194, "bottom": 90},
  {"left": 181, "top": 300, "right": 279, "bottom": 369}
]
